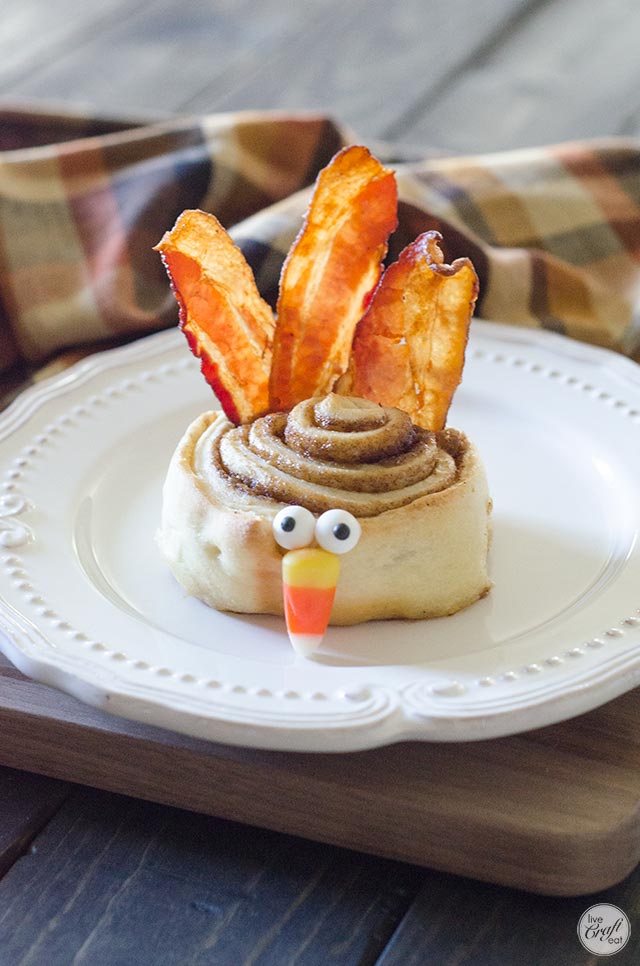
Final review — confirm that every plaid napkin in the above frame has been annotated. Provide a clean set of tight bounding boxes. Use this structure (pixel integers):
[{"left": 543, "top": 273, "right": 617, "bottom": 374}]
[{"left": 1, "top": 104, "right": 639, "bottom": 406}]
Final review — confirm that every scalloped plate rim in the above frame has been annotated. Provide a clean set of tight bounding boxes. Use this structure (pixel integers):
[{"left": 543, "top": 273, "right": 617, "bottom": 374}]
[{"left": 0, "top": 319, "right": 638, "bottom": 751}]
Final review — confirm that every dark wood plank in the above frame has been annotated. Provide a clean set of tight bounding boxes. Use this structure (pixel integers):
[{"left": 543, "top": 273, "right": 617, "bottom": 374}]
[
  {"left": 376, "top": 869, "right": 640, "bottom": 965},
  {"left": 618, "top": 101, "right": 640, "bottom": 138},
  {"left": 0, "top": 766, "right": 68, "bottom": 878},
  {"left": 0, "top": 0, "right": 543, "bottom": 146},
  {"left": 0, "top": 0, "right": 340, "bottom": 116},
  {"left": 181, "top": 0, "right": 537, "bottom": 141},
  {"left": 394, "top": 0, "right": 640, "bottom": 151},
  {"left": 0, "top": 786, "right": 421, "bottom": 966},
  {"left": 0, "top": 0, "right": 153, "bottom": 89},
  {"left": 1, "top": 654, "right": 640, "bottom": 896},
  {"left": 5, "top": 0, "right": 637, "bottom": 150}
]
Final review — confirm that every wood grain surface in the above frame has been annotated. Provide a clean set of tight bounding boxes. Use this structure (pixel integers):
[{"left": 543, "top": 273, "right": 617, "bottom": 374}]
[
  {"left": 4, "top": 0, "right": 640, "bottom": 150},
  {"left": 378, "top": 871, "right": 640, "bottom": 966},
  {"left": 0, "top": 765, "right": 68, "bottom": 878},
  {"left": 0, "top": 787, "right": 422, "bottom": 966},
  {"left": 2, "top": 0, "right": 640, "bottom": 963},
  {"left": 0, "top": 655, "right": 639, "bottom": 898}
]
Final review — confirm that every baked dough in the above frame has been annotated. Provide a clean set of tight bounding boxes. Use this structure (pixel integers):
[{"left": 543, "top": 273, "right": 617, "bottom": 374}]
[{"left": 158, "top": 394, "right": 491, "bottom": 624}]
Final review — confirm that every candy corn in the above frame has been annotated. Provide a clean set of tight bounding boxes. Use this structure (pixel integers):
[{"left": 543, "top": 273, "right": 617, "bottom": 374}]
[{"left": 281, "top": 548, "right": 340, "bottom": 656}]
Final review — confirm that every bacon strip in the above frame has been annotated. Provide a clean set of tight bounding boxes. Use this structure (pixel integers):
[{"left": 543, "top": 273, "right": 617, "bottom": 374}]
[
  {"left": 340, "top": 231, "right": 479, "bottom": 431},
  {"left": 155, "top": 209, "right": 276, "bottom": 424},
  {"left": 269, "top": 146, "right": 398, "bottom": 412}
]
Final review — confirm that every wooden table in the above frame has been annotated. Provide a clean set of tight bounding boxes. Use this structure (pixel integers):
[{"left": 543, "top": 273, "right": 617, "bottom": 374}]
[{"left": 2, "top": 1, "right": 640, "bottom": 962}]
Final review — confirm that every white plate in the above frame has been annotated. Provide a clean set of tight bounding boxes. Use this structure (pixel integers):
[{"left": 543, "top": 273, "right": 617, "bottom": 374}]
[{"left": 0, "top": 321, "right": 639, "bottom": 751}]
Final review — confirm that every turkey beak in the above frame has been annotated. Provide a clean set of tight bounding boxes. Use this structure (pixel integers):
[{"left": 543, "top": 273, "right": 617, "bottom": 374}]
[{"left": 281, "top": 547, "right": 340, "bottom": 657}]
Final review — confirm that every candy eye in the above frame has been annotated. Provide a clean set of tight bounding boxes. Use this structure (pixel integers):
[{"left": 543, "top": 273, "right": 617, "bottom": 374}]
[
  {"left": 315, "top": 509, "right": 361, "bottom": 555},
  {"left": 273, "top": 505, "right": 316, "bottom": 550}
]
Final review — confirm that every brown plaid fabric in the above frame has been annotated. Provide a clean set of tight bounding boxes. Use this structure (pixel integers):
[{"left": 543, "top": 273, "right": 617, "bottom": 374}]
[{"left": 0, "top": 106, "right": 639, "bottom": 407}]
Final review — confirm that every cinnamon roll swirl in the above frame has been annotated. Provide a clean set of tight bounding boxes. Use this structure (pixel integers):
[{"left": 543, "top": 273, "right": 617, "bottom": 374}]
[{"left": 158, "top": 395, "right": 491, "bottom": 624}]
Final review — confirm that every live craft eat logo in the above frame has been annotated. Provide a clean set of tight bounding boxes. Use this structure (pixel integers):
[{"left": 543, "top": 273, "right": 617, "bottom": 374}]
[{"left": 577, "top": 904, "right": 631, "bottom": 956}]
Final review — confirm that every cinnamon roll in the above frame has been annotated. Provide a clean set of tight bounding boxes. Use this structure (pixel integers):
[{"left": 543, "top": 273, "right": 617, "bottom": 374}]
[{"left": 158, "top": 394, "right": 491, "bottom": 624}]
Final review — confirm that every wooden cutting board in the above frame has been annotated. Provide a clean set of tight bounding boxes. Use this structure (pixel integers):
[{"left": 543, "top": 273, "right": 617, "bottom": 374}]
[{"left": 1, "top": 651, "right": 639, "bottom": 898}]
